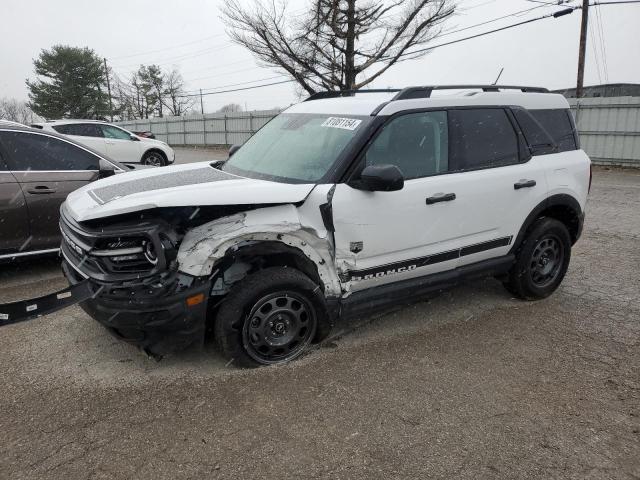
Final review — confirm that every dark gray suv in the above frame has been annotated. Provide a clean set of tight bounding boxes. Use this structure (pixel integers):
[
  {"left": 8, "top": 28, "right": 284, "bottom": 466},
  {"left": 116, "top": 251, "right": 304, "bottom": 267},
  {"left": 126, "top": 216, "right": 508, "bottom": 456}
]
[{"left": 0, "top": 125, "right": 128, "bottom": 260}]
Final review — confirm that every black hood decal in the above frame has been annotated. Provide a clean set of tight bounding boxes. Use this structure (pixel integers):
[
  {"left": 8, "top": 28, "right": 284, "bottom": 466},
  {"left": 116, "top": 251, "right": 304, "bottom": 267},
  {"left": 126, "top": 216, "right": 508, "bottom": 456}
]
[{"left": 90, "top": 167, "right": 237, "bottom": 204}]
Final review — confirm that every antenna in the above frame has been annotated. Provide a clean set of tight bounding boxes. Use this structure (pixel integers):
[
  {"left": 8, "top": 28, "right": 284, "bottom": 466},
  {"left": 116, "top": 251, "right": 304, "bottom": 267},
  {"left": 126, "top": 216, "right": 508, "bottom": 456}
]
[{"left": 493, "top": 67, "right": 504, "bottom": 85}]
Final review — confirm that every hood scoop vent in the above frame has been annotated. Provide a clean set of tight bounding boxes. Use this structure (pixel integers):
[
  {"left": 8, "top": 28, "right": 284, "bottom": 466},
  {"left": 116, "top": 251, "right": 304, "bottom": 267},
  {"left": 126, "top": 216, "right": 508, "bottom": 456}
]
[{"left": 90, "top": 167, "right": 236, "bottom": 204}]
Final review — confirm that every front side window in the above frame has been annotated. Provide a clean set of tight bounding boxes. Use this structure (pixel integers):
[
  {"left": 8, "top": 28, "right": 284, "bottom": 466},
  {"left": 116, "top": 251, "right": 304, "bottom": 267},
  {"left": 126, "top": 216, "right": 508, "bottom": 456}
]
[
  {"left": 0, "top": 131, "right": 100, "bottom": 170},
  {"left": 364, "top": 111, "right": 448, "bottom": 179},
  {"left": 222, "top": 113, "right": 371, "bottom": 183},
  {"left": 101, "top": 125, "right": 133, "bottom": 140}
]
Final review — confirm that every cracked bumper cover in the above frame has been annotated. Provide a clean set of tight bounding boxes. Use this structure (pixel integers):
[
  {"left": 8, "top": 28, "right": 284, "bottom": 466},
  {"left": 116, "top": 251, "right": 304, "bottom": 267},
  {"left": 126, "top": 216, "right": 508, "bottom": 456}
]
[{"left": 63, "top": 260, "right": 211, "bottom": 356}]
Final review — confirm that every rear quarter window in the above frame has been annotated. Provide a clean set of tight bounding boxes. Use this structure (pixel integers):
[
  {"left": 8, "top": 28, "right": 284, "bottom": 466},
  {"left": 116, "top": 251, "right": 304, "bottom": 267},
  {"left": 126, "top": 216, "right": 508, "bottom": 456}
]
[{"left": 529, "top": 109, "right": 577, "bottom": 152}]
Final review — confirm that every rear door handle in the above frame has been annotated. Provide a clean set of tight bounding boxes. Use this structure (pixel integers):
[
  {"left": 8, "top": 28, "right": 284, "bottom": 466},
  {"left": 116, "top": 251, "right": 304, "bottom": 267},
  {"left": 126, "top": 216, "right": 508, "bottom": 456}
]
[
  {"left": 426, "top": 192, "right": 456, "bottom": 205},
  {"left": 514, "top": 179, "right": 536, "bottom": 190},
  {"left": 27, "top": 185, "right": 56, "bottom": 194}
]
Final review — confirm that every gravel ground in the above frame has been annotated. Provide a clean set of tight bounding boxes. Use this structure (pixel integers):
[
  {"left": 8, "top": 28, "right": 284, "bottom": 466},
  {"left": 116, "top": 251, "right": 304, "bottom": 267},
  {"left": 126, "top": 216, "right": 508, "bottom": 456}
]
[{"left": 0, "top": 166, "right": 638, "bottom": 479}]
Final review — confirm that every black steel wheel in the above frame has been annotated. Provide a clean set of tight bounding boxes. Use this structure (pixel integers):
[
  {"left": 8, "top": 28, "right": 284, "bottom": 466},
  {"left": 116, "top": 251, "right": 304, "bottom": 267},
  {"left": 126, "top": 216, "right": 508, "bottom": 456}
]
[
  {"left": 242, "top": 292, "right": 316, "bottom": 364},
  {"left": 503, "top": 217, "right": 572, "bottom": 300},
  {"left": 214, "top": 267, "right": 332, "bottom": 368},
  {"left": 529, "top": 234, "right": 564, "bottom": 288}
]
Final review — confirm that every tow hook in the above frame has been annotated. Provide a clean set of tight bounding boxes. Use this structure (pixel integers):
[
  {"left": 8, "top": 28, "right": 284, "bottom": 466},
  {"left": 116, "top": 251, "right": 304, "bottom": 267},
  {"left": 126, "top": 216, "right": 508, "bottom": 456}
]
[{"left": 0, "top": 280, "right": 95, "bottom": 327}]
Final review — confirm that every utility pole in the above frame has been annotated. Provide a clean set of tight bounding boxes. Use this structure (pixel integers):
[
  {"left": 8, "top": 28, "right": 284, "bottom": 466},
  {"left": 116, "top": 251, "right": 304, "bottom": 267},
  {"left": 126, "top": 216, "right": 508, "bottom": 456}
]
[
  {"left": 103, "top": 58, "right": 114, "bottom": 121},
  {"left": 576, "top": 0, "right": 590, "bottom": 98},
  {"left": 200, "top": 89, "right": 204, "bottom": 114}
]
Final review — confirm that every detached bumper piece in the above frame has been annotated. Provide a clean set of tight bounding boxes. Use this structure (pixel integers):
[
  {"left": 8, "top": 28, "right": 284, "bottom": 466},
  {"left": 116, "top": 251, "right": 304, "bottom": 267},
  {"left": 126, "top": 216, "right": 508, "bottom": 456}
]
[
  {"left": 63, "top": 261, "right": 211, "bottom": 357},
  {"left": 0, "top": 280, "right": 95, "bottom": 327}
]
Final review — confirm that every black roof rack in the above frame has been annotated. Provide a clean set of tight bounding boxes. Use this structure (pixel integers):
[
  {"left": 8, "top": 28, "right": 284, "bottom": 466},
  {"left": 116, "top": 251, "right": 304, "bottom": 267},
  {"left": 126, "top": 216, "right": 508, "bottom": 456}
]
[
  {"left": 304, "top": 85, "right": 549, "bottom": 102},
  {"left": 392, "top": 85, "right": 549, "bottom": 100},
  {"left": 304, "top": 89, "right": 401, "bottom": 101}
]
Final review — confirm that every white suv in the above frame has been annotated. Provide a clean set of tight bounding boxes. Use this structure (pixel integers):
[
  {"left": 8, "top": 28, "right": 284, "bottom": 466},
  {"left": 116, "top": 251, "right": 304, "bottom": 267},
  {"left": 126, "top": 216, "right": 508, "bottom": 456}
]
[
  {"left": 5, "top": 85, "right": 590, "bottom": 367},
  {"left": 31, "top": 120, "right": 175, "bottom": 166}
]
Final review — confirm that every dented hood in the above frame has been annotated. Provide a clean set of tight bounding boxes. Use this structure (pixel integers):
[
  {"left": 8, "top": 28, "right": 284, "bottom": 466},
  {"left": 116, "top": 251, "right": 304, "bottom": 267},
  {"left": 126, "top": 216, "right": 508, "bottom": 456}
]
[{"left": 65, "top": 161, "right": 316, "bottom": 222}]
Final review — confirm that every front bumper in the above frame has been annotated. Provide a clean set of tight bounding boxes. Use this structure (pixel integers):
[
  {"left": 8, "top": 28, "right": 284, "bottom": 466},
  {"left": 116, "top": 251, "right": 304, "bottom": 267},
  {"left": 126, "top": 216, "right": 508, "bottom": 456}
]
[{"left": 63, "top": 260, "right": 211, "bottom": 356}]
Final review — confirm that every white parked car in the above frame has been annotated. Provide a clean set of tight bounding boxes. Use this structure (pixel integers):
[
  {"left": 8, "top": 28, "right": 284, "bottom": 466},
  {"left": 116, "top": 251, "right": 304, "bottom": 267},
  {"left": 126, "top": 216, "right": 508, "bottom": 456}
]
[
  {"left": 31, "top": 120, "right": 175, "bottom": 166},
  {"left": 6, "top": 85, "right": 591, "bottom": 368}
]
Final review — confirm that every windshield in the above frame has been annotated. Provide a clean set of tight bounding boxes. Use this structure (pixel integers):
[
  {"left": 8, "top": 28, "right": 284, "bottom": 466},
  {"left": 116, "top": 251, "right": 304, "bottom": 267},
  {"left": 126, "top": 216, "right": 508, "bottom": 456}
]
[{"left": 222, "top": 113, "right": 371, "bottom": 183}]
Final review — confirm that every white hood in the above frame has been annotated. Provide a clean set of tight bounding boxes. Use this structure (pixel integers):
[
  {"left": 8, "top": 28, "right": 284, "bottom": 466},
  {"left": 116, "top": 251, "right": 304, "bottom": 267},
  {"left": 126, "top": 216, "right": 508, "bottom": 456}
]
[{"left": 65, "top": 161, "right": 316, "bottom": 222}]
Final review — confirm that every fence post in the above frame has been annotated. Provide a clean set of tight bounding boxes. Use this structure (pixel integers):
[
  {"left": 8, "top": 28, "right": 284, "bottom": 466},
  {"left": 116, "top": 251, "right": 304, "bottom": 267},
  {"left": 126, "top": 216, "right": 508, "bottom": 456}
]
[
  {"left": 165, "top": 118, "right": 169, "bottom": 144},
  {"left": 183, "top": 117, "right": 187, "bottom": 146},
  {"left": 249, "top": 112, "right": 254, "bottom": 136},
  {"left": 202, "top": 114, "right": 207, "bottom": 147},
  {"left": 224, "top": 114, "right": 228, "bottom": 146}
]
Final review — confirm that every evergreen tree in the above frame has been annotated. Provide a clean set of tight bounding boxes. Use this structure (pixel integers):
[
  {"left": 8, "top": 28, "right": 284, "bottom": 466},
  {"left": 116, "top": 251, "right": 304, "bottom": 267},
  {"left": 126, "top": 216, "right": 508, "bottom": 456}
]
[{"left": 26, "top": 45, "right": 110, "bottom": 119}]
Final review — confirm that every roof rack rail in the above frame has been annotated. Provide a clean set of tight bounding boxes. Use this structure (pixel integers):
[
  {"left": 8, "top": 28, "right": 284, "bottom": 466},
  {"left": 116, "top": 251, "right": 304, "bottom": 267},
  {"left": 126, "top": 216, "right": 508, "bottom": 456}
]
[
  {"left": 304, "top": 89, "right": 401, "bottom": 102},
  {"left": 392, "top": 85, "right": 549, "bottom": 100}
]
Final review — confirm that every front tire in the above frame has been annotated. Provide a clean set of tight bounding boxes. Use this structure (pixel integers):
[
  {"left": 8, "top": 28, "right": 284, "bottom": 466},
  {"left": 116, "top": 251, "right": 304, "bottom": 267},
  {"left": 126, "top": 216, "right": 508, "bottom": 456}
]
[
  {"left": 214, "top": 267, "right": 331, "bottom": 368},
  {"left": 503, "top": 218, "right": 572, "bottom": 300},
  {"left": 142, "top": 150, "right": 167, "bottom": 166}
]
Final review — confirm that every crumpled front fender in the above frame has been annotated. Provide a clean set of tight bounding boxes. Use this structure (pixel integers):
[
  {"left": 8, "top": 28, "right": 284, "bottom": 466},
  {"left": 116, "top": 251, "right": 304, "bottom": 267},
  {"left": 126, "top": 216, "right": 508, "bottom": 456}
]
[{"left": 177, "top": 205, "right": 342, "bottom": 297}]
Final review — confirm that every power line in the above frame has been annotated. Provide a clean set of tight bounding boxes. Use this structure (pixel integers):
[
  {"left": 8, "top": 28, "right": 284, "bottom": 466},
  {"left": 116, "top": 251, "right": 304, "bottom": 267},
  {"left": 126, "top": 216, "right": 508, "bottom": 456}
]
[
  {"left": 178, "top": 79, "right": 295, "bottom": 98},
  {"left": 109, "top": 33, "right": 227, "bottom": 60}
]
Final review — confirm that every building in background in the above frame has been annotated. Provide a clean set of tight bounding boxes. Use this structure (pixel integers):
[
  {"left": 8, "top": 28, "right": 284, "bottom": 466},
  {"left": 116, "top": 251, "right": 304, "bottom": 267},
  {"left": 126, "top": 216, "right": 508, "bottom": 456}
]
[{"left": 554, "top": 83, "right": 640, "bottom": 98}]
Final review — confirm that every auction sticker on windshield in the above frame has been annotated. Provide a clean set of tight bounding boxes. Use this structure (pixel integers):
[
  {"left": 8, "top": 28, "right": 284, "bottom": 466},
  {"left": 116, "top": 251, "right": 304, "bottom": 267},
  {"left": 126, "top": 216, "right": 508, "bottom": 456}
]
[{"left": 321, "top": 117, "right": 362, "bottom": 130}]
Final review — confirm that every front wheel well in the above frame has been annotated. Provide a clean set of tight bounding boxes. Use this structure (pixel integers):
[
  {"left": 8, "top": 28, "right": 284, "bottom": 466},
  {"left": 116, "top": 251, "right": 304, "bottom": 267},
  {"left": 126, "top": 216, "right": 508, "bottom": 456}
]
[
  {"left": 142, "top": 148, "right": 167, "bottom": 162},
  {"left": 213, "top": 241, "right": 324, "bottom": 294}
]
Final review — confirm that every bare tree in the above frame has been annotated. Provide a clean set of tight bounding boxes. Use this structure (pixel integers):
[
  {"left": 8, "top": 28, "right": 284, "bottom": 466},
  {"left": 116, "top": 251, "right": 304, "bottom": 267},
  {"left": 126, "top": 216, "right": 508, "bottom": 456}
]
[
  {"left": 217, "top": 103, "right": 243, "bottom": 113},
  {"left": 0, "top": 98, "right": 41, "bottom": 124},
  {"left": 222, "top": 0, "right": 455, "bottom": 94},
  {"left": 163, "top": 69, "right": 196, "bottom": 116}
]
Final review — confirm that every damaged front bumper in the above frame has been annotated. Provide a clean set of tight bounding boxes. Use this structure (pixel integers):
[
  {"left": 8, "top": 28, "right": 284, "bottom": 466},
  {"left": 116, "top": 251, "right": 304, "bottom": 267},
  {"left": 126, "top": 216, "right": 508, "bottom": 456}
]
[{"left": 63, "top": 260, "right": 211, "bottom": 356}]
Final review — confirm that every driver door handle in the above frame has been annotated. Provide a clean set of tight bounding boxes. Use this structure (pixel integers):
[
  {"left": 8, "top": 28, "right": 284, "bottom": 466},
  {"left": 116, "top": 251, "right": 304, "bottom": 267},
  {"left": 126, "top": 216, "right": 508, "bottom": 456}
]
[
  {"left": 27, "top": 185, "right": 56, "bottom": 194},
  {"left": 426, "top": 192, "right": 456, "bottom": 205},
  {"left": 514, "top": 179, "right": 537, "bottom": 190}
]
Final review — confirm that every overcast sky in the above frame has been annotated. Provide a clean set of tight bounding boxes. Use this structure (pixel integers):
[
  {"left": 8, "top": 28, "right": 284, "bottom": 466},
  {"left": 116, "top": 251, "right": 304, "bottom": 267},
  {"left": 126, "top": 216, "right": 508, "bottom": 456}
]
[{"left": 2, "top": 0, "right": 639, "bottom": 113}]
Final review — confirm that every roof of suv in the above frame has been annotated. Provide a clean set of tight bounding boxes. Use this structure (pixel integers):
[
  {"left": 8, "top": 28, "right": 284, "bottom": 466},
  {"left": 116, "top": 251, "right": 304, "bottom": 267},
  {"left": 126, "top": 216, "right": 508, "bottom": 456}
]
[
  {"left": 286, "top": 86, "right": 570, "bottom": 117},
  {"left": 32, "top": 119, "right": 112, "bottom": 126}
]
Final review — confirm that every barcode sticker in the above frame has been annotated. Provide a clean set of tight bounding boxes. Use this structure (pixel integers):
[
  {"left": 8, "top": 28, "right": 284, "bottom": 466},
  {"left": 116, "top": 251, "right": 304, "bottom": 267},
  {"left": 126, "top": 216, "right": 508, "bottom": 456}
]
[
  {"left": 26, "top": 304, "right": 38, "bottom": 312},
  {"left": 57, "top": 291, "right": 72, "bottom": 300},
  {"left": 0, "top": 313, "right": 8, "bottom": 320},
  {"left": 321, "top": 117, "right": 362, "bottom": 131}
]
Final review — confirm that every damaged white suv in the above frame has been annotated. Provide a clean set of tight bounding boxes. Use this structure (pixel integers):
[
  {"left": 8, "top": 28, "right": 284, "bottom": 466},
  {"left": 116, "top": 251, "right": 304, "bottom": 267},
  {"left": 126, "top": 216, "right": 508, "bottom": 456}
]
[{"left": 18, "top": 85, "right": 591, "bottom": 367}]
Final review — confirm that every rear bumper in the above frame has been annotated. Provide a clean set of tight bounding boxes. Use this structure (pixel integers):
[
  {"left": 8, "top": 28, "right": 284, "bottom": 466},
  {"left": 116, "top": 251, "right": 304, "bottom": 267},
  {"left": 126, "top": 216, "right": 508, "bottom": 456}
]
[{"left": 63, "top": 260, "right": 211, "bottom": 356}]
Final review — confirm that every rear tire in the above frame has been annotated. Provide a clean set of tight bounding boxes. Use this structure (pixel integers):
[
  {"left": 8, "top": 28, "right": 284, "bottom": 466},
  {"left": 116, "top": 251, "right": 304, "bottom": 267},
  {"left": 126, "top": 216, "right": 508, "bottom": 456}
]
[
  {"left": 142, "top": 150, "right": 167, "bottom": 166},
  {"left": 214, "top": 267, "right": 332, "bottom": 368},
  {"left": 503, "top": 218, "right": 572, "bottom": 300}
]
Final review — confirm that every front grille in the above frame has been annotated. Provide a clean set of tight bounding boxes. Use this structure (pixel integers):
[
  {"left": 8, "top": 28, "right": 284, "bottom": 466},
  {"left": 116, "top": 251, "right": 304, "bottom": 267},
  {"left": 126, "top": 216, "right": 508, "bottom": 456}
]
[{"left": 59, "top": 205, "right": 169, "bottom": 282}]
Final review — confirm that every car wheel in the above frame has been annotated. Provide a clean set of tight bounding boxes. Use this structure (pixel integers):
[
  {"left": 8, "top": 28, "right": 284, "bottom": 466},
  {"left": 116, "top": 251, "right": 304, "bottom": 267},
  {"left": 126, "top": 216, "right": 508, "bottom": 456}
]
[
  {"left": 142, "top": 150, "right": 167, "bottom": 166},
  {"left": 214, "top": 267, "right": 331, "bottom": 368},
  {"left": 503, "top": 218, "right": 572, "bottom": 300}
]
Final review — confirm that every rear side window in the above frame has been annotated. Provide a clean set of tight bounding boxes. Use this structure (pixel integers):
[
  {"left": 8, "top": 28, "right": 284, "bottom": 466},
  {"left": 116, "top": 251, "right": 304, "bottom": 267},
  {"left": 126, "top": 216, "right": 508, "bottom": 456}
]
[
  {"left": 365, "top": 111, "right": 449, "bottom": 179},
  {"left": 512, "top": 109, "right": 556, "bottom": 155},
  {"left": 448, "top": 109, "right": 519, "bottom": 171},
  {"left": 529, "top": 109, "right": 577, "bottom": 152},
  {"left": 53, "top": 123, "right": 103, "bottom": 137},
  {"left": 0, "top": 131, "right": 100, "bottom": 171}
]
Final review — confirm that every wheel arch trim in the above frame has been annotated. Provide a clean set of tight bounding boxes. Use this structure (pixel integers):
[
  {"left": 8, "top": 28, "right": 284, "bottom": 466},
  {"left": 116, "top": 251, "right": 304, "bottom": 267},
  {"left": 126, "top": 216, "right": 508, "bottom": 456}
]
[{"left": 510, "top": 194, "right": 584, "bottom": 254}]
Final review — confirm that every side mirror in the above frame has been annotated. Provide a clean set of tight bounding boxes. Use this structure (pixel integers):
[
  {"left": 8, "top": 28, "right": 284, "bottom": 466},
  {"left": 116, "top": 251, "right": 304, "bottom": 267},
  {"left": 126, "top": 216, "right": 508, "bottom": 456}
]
[
  {"left": 356, "top": 164, "right": 404, "bottom": 192},
  {"left": 228, "top": 144, "right": 241, "bottom": 157},
  {"left": 98, "top": 158, "right": 117, "bottom": 178},
  {"left": 130, "top": 135, "right": 140, "bottom": 141}
]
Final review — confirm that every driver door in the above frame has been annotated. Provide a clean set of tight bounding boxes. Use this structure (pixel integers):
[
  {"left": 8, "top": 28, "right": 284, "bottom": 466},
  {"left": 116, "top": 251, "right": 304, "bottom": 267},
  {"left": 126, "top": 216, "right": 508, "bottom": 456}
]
[
  {"left": 100, "top": 125, "right": 142, "bottom": 163},
  {"left": 332, "top": 111, "right": 463, "bottom": 292}
]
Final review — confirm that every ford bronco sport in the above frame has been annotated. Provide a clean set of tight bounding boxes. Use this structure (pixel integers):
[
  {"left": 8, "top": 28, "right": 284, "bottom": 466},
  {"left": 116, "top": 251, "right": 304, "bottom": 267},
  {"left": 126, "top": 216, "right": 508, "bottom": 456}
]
[{"left": 3, "top": 85, "right": 591, "bottom": 367}]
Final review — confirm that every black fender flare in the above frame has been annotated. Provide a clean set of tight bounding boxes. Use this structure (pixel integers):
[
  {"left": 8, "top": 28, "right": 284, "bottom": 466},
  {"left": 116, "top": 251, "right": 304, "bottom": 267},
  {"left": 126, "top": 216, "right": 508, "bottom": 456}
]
[{"left": 509, "top": 194, "right": 584, "bottom": 254}]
